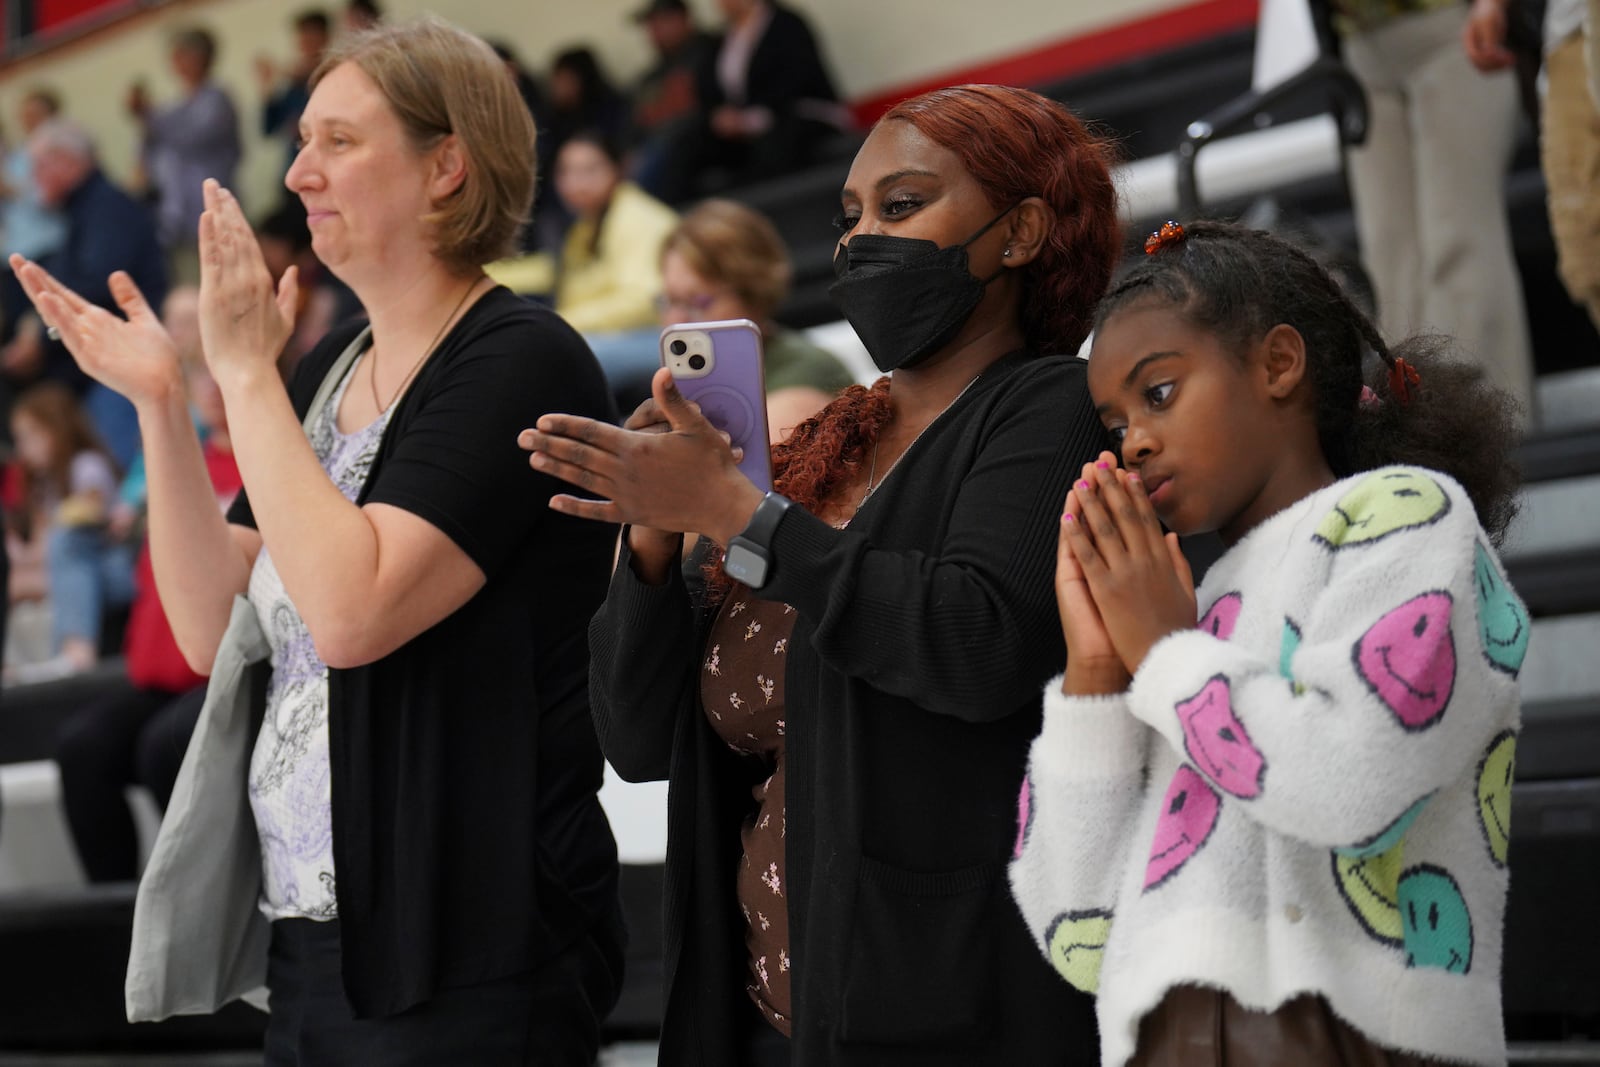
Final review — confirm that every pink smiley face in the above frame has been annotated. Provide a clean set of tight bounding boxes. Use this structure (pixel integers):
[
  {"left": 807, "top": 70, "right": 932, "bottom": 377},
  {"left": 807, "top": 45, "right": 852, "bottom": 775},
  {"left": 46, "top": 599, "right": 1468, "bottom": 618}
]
[
  {"left": 1014, "top": 774, "right": 1032, "bottom": 859},
  {"left": 1177, "top": 676, "right": 1266, "bottom": 798},
  {"left": 1198, "top": 592, "right": 1243, "bottom": 640},
  {"left": 1145, "top": 765, "right": 1221, "bottom": 890},
  {"left": 1355, "top": 592, "right": 1456, "bottom": 731}
]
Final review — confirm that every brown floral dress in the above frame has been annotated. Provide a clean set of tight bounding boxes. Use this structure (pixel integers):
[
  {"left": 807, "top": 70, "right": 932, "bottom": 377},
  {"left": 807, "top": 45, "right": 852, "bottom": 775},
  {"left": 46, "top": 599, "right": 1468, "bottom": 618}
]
[{"left": 701, "top": 590, "right": 796, "bottom": 1036}]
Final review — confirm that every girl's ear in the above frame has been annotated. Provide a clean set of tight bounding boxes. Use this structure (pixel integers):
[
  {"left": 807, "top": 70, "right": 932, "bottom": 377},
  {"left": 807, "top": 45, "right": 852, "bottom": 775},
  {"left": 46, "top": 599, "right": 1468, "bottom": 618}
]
[
  {"left": 1259, "top": 323, "right": 1309, "bottom": 400},
  {"left": 1000, "top": 196, "right": 1056, "bottom": 268},
  {"left": 429, "top": 134, "right": 469, "bottom": 202}
]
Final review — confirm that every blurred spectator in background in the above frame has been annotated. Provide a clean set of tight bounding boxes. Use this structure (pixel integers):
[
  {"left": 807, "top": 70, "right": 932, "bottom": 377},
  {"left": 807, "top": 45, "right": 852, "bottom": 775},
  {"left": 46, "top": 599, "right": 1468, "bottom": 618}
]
[
  {"left": 1326, "top": 0, "right": 1536, "bottom": 420},
  {"left": 256, "top": 9, "right": 332, "bottom": 184},
  {"left": 1466, "top": 0, "right": 1600, "bottom": 335},
  {"left": 5, "top": 382, "right": 131, "bottom": 682},
  {"left": 547, "top": 130, "right": 678, "bottom": 399},
  {"left": 1, "top": 89, "right": 66, "bottom": 350},
  {"left": 126, "top": 26, "right": 241, "bottom": 286},
  {"left": 692, "top": 0, "right": 851, "bottom": 191},
  {"left": 53, "top": 347, "right": 238, "bottom": 883},
  {"left": 3, "top": 119, "right": 165, "bottom": 470},
  {"left": 55, "top": 349, "right": 240, "bottom": 882},
  {"left": 626, "top": 0, "right": 716, "bottom": 202},
  {"left": 659, "top": 198, "right": 853, "bottom": 438},
  {"left": 536, "top": 48, "right": 629, "bottom": 251},
  {"left": 344, "top": 0, "right": 382, "bottom": 33},
  {"left": 548, "top": 47, "right": 630, "bottom": 156}
]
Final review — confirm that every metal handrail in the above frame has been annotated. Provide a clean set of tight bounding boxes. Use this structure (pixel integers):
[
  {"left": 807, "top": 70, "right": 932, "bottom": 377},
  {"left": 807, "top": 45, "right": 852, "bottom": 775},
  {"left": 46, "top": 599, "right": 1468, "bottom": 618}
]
[{"left": 1174, "top": 55, "right": 1369, "bottom": 218}]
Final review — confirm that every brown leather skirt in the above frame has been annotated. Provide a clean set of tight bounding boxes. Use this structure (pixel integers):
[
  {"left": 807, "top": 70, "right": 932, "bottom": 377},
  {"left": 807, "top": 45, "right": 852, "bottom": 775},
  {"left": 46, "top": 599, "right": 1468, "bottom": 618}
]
[{"left": 1130, "top": 985, "right": 1442, "bottom": 1067}]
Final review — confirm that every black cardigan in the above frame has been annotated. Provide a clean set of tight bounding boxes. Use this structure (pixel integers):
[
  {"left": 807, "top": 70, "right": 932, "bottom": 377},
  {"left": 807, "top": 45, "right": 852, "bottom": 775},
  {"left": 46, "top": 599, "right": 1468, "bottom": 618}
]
[
  {"left": 229, "top": 289, "right": 624, "bottom": 1017},
  {"left": 590, "top": 352, "right": 1104, "bottom": 1064}
]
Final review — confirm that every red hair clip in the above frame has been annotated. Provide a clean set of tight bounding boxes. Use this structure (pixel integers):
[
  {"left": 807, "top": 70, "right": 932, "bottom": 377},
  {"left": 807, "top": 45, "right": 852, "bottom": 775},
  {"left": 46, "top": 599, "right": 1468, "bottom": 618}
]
[
  {"left": 1144, "top": 220, "right": 1186, "bottom": 255},
  {"left": 1387, "top": 356, "right": 1421, "bottom": 406}
]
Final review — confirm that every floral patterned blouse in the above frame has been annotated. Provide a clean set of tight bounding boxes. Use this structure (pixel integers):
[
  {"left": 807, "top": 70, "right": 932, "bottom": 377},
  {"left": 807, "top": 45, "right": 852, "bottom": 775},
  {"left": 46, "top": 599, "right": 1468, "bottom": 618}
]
[{"left": 701, "top": 589, "right": 797, "bottom": 1036}]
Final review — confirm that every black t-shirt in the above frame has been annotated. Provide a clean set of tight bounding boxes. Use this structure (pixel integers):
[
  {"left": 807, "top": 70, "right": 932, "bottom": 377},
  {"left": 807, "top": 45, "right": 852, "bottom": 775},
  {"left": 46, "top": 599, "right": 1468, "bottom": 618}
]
[{"left": 230, "top": 287, "right": 624, "bottom": 1017}]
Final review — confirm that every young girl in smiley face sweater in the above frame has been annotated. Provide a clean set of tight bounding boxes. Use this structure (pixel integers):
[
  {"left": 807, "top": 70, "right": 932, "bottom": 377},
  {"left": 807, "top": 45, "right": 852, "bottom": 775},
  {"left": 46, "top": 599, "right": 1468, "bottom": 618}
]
[{"left": 1009, "top": 222, "right": 1527, "bottom": 1067}]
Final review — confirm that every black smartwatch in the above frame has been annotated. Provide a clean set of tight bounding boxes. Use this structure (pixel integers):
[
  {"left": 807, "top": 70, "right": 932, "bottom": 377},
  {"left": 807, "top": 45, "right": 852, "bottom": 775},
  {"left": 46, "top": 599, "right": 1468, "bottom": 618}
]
[{"left": 723, "top": 492, "right": 792, "bottom": 589}]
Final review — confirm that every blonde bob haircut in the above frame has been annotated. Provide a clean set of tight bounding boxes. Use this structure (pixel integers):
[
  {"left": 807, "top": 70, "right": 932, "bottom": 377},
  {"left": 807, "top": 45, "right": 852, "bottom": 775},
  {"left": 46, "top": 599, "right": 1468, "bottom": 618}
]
[
  {"left": 311, "top": 16, "right": 535, "bottom": 274},
  {"left": 660, "top": 199, "right": 793, "bottom": 322}
]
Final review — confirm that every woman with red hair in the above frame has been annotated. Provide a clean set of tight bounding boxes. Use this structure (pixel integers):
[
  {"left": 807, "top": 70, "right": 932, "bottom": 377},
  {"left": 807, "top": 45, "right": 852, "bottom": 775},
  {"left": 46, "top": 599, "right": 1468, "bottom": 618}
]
[{"left": 523, "top": 84, "right": 1118, "bottom": 1064}]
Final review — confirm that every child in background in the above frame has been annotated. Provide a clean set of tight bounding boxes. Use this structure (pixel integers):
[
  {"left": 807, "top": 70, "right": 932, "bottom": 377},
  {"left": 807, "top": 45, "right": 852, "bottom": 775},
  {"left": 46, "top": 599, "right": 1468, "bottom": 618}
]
[
  {"left": 7, "top": 380, "right": 131, "bottom": 678},
  {"left": 1010, "top": 221, "right": 1527, "bottom": 1066}
]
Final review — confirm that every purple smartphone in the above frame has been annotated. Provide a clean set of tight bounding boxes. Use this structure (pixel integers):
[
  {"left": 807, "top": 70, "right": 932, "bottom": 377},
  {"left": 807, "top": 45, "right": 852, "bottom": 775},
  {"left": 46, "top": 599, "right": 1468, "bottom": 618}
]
[{"left": 661, "top": 318, "right": 772, "bottom": 491}]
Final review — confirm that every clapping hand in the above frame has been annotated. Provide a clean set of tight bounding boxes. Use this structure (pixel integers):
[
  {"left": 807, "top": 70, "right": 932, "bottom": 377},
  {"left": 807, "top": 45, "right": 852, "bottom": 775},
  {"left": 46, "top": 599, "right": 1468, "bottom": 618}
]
[
  {"left": 518, "top": 367, "right": 764, "bottom": 548},
  {"left": 197, "top": 179, "right": 297, "bottom": 387},
  {"left": 10, "top": 254, "right": 185, "bottom": 407}
]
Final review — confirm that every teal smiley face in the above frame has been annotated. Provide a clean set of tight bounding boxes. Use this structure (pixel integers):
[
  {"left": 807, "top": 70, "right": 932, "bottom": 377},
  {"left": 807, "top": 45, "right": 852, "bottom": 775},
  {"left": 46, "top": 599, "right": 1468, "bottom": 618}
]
[
  {"left": 1474, "top": 541, "right": 1529, "bottom": 676},
  {"left": 1397, "top": 864, "right": 1473, "bottom": 974}
]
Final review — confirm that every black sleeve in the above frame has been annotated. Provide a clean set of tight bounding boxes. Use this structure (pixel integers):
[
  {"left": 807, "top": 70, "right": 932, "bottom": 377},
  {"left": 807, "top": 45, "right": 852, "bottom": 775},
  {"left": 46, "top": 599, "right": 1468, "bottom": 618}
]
[
  {"left": 361, "top": 306, "right": 613, "bottom": 578},
  {"left": 586, "top": 537, "right": 705, "bottom": 783},
  {"left": 761, "top": 359, "right": 1107, "bottom": 721}
]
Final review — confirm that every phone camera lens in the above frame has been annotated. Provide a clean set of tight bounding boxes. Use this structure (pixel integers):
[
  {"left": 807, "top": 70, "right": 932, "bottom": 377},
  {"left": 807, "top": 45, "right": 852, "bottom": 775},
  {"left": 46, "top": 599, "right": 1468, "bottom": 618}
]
[
  {"left": 669, "top": 339, "right": 688, "bottom": 356},
  {"left": 688, "top": 353, "right": 706, "bottom": 371}
]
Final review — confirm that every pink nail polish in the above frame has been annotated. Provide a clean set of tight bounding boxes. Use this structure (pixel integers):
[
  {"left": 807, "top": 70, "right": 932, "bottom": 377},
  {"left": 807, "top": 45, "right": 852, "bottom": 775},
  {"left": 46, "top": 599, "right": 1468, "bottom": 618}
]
[
  {"left": 1076, "top": 480, "right": 1090, "bottom": 491},
  {"left": 1096, "top": 461, "right": 1110, "bottom": 470},
  {"left": 1063, "top": 513, "right": 1076, "bottom": 524},
  {"left": 1128, "top": 473, "right": 1141, "bottom": 485}
]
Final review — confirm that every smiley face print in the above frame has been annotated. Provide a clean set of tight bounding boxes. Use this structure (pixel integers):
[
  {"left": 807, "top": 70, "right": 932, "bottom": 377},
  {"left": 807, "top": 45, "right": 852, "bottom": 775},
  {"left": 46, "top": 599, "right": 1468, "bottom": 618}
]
[
  {"left": 1398, "top": 864, "right": 1474, "bottom": 973},
  {"left": 1014, "top": 774, "right": 1033, "bottom": 860},
  {"left": 1333, "top": 845, "right": 1404, "bottom": 946},
  {"left": 1176, "top": 676, "right": 1266, "bottom": 798},
  {"left": 1474, "top": 542, "right": 1530, "bottom": 676},
  {"left": 1354, "top": 592, "right": 1457, "bottom": 731},
  {"left": 1198, "top": 593, "right": 1243, "bottom": 641},
  {"left": 1144, "top": 765, "right": 1222, "bottom": 891},
  {"left": 1476, "top": 731, "right": 1516, "bottom": 867},
  {"left": 1314, "top": 469, "right": 1451, "bottom": 549},
  {"left": 1046, "top": 909, "right": 1113, "bottom": 994}
]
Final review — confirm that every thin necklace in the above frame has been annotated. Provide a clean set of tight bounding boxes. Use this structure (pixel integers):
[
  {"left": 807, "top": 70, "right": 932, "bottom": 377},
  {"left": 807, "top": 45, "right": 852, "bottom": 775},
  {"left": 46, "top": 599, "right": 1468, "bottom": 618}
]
[
  {"left": 859, "top": 373, "right": 982, "bottom": 507},
  {"left": 369, "top": 277, "right": 481, "bottom": 412}
]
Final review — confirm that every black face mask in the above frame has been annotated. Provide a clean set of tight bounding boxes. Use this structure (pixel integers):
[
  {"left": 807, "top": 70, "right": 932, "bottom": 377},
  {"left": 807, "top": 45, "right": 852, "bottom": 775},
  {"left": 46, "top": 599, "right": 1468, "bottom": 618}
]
[{"left": 827, "top": 206, "right": 1015, "bottom": 372}]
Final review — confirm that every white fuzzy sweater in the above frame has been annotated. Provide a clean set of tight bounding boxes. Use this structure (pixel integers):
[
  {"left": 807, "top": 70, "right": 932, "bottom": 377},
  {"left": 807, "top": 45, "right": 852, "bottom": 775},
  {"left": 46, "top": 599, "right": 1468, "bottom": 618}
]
[{"left": 1009, "top": 466, "right": 1527, "bottom": 1067}]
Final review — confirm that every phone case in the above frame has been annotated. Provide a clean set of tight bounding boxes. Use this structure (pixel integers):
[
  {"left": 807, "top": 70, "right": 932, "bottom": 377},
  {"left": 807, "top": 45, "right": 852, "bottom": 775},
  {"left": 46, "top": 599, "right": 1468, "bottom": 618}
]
[{"left": 660, "top": 318, "right": 773, "bottom": 491}]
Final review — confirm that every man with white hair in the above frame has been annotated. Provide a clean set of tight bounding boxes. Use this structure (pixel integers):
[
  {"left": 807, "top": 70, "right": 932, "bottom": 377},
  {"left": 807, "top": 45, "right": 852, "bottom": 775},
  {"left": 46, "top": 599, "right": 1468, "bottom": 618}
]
[{"left": 2, "top": 118, "right": 165, "bottom": 468}]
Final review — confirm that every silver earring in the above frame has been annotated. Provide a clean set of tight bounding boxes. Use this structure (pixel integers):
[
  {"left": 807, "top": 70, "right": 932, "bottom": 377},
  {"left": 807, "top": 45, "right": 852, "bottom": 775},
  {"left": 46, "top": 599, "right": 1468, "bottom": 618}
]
[{"left": 1003, "top": 248, "right": 1012, "bottom": 258}]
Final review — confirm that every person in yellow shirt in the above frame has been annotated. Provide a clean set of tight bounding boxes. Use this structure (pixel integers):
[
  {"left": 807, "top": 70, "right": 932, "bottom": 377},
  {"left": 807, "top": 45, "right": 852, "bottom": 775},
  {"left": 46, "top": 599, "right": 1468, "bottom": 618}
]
[{"left": 547, "top": 130, "right": 679, "bottom": 397}]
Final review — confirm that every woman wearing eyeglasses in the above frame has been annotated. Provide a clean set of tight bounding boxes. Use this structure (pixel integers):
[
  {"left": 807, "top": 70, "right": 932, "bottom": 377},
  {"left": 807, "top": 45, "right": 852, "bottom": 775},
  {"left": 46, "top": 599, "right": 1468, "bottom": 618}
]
[{"left": 658, "top": 199, "right": 855, "bottom": 441}]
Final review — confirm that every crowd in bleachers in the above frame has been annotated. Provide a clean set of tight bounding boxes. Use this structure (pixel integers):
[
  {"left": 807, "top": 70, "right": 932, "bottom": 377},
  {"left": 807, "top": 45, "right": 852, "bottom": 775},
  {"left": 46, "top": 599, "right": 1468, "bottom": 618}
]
[
  {"left": 0, "top": 0, "right": 1593, "bottom": 1063},
  {"left": 0, "top": 0, "right": 862, "bottom": 691}
]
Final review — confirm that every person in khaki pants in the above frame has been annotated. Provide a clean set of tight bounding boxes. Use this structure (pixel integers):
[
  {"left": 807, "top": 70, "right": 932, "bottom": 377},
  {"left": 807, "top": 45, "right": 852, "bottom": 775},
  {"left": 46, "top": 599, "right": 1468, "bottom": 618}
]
[
  {"left": 1467, "top": 0, "right": 1600, "bottom": 335},
  {"left": 1589, "top": 0, "right": 1600, "bottom": 105},
  {"left": 1331, "top": 0, "right": 1536, "bottom": 422}
]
